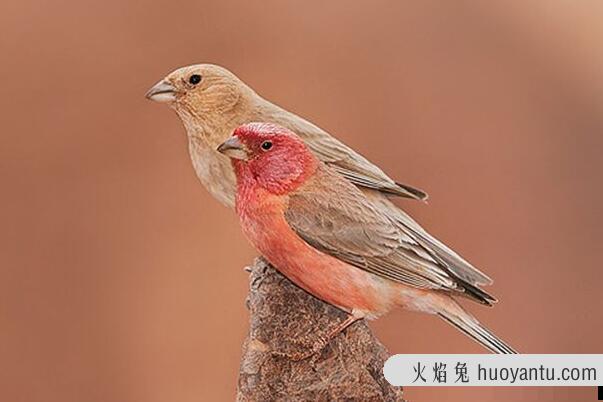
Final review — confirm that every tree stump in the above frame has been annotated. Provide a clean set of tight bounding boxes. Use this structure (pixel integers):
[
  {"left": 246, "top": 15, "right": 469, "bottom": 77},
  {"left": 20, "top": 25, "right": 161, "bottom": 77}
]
[{"left": 236, "top": 257, "right": 405, "bottom": 402}]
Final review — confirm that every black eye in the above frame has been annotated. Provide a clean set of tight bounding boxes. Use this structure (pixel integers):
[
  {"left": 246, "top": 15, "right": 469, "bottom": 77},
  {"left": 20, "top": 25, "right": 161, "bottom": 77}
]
[
  {"left": 188, "top": 74, "right": 202, "bottom": 85},
  {"left": 261, "top": 141, "right": 273, "bottom": 151}
]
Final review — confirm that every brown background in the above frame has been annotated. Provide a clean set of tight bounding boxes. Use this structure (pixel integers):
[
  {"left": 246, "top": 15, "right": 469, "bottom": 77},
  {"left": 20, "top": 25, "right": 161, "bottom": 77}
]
[{"left": 1, "top": 1, "right": 602, "bottom": 401}]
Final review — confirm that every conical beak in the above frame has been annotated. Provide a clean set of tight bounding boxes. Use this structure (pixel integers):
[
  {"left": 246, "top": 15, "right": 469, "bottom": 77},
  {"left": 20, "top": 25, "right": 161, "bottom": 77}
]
[
  {"left": 145, "top": 80, "right": 177, "bottom": 103},
  {"left": 217, "top": 136, "right": 249, "bottom": 160}
]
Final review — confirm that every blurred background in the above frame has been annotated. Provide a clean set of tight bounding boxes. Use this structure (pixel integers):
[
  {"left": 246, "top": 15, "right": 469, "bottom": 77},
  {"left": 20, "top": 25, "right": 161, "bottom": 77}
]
[{"left": 1, "top": 1, "right": 602, "bottom": 401}]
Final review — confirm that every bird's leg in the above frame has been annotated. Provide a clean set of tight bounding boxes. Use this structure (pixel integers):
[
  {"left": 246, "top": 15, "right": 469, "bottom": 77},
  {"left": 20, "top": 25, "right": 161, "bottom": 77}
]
[{"left": 273, "top": 313, "right": 362, "bottom": 362}]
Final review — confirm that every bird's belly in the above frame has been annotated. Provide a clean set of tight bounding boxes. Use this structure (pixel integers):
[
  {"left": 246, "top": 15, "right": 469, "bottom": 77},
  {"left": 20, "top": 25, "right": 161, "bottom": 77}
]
[{"left": 242, "top": 213, "right": 399, "bottom": 318}]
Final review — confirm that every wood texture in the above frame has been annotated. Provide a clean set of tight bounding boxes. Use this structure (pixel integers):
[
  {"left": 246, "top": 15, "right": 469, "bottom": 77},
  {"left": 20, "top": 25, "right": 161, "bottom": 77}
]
[{"left": 236, "top": 257, "right": 405, "bottom": 402}]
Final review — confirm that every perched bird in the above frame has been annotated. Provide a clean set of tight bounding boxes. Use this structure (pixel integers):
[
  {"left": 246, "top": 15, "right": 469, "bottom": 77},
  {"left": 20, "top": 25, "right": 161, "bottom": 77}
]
[
  {"left": 145, "top": 64, "right": 427, "bottom": 207},
  {"left": 145, "top": 64, "right": 494, "bottom": 299},
  {"left": 218, "top": 123, "right": 516, "bottom": 355}
]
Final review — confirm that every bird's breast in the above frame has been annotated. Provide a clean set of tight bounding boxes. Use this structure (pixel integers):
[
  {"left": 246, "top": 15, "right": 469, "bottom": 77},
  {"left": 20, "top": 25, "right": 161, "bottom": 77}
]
[
  {"left": 236, "top": 192, "right": 399, "bottom": 318},
  {"left": 187, "top": 135, "right": 237, "bottom": 208}
]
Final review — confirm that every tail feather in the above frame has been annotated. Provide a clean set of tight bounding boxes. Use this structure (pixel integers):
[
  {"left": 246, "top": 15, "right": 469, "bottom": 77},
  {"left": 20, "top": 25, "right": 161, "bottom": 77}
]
[{"left": 437, "top": 309, "right": 517, "bottom": 354}]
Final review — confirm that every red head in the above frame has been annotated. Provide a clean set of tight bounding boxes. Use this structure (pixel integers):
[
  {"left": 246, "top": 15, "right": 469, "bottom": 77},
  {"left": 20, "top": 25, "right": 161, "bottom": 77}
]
[{"left": 217, "top": 123, "right": 318, "bottom": 194}]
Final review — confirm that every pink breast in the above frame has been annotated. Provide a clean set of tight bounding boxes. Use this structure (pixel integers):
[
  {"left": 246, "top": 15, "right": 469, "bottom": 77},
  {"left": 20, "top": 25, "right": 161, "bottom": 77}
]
[{"left": 240, "top": 204, "right": 397, "bottom": 317}]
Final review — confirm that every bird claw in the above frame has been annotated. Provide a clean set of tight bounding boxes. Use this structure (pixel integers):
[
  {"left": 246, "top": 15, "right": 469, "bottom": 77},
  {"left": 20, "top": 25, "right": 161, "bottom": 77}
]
[{"left": 270, "top": 315, "right": 360, "bottom": 362}]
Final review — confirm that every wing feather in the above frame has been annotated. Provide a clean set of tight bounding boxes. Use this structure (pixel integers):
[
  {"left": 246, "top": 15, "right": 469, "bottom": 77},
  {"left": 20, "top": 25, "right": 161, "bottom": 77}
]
[
  {"left": 259, "top": 103, "right": 428, "bottom": 200},
  {"left": 284, "top": 165, "right": 458, "bottom": 292}
]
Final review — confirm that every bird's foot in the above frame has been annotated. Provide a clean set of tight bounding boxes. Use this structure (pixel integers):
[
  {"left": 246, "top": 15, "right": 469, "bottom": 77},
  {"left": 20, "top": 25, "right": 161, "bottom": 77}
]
[{"left": 271, "top": 314, "right": 361, "bottom": 362}]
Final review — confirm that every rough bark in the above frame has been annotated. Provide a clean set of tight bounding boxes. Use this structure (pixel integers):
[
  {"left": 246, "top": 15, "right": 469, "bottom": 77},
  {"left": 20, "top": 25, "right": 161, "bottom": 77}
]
[{"left": 236, "top": 257, "right": 405, "bottom": 402}]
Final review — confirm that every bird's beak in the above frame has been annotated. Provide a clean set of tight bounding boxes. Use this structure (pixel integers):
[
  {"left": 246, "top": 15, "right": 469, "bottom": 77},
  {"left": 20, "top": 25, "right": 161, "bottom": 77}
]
[
  {"left": 145, "top": 80, "right": 177, "bottom": 103},
  {"left": 217, "top": 136, "right": 249, "bottom": 160}
]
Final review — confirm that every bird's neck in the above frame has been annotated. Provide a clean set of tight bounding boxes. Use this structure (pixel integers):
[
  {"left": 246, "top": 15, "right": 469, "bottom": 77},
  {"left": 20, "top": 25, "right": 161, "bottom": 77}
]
[
  {"left": 174, "top": 108, "right": 244, "bottom": 209},
  {"left": 177, "top": 111, "right": 228, "bottom": 145},
  {"left": 233, "top": 161, "right": 285, "bottom": 221}
]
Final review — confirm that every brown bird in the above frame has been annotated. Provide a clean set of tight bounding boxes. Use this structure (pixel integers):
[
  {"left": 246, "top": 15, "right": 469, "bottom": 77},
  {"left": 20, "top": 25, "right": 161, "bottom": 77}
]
[{"left": 145, "top": 64, "right": 497, "bottom": 329}]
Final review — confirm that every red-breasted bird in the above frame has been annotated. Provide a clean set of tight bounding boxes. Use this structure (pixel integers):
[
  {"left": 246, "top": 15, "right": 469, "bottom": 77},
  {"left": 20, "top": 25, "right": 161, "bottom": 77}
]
[
  {"left": 145, "top": 64, "right": 494, "bottom": 301},
  {"left": 218, "top": 122, "right": 516, "bottom": 355}
]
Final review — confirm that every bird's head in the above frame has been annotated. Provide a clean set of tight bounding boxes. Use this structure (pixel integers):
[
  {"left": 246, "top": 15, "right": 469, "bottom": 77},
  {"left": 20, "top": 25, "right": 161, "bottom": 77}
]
[
  {"left": 145, "top": 64, "right": 252, "bottom": 121},
  {"left": 217, "top": 123, "right": 318, "bottom": 194}
]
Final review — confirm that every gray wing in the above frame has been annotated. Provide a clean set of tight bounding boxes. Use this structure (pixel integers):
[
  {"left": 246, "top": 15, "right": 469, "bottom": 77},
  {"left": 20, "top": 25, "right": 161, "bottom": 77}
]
[
  {"left": 366, "top": 193, "right": 494, "bottom": 287},
  {"left": 284, "top": 166, "right": 467, "bottom": 293},
  {"left": 305, "top": 135, "right": 428, "bottom": 201},
  {"left": 260, "top": 103, "right": 428, "bottom": 200}
]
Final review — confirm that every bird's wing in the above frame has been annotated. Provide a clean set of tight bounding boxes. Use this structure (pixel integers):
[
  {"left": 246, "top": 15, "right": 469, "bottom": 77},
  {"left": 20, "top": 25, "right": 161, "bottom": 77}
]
[
  {"left": 305, "top": 134, "right": 428, "bottom": 201},
  {"left": 365, "top": 193, "right": 494, "bottom": 287},
  {"left": 284, "top": 165, "right": 461, "bottom": 292},
  {"left": 262, "top": 104, "right": 428, "bottom": 200}
]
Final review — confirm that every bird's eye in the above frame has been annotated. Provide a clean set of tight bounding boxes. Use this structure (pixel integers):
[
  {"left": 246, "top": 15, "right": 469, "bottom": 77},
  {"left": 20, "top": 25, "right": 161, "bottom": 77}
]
[
  {"left": 261, "top": 141, "right": 273, "bottom": 151},
  {"left": 188, "top": 74, "right": 202, "bottom": 85}
]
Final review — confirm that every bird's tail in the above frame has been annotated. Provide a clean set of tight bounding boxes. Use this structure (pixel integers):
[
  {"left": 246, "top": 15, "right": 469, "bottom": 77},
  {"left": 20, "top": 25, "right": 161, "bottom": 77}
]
[{"left": 436, "top": 299, "right": 517, "bottom": 354}]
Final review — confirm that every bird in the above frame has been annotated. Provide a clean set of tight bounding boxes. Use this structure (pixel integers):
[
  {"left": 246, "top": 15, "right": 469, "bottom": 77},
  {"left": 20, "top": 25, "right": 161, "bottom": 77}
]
[
  {"left": 145, "top": 64, "right": 427, "bottom": 208},
  {"left": 218, "top": 122, "right": 516, "bottom": 355},
  {"left": 145, "top": 64, "right": 492, "bottom": 295},
  {"left": 145, "top": 64, "right": 511, "bottom": 352}
]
